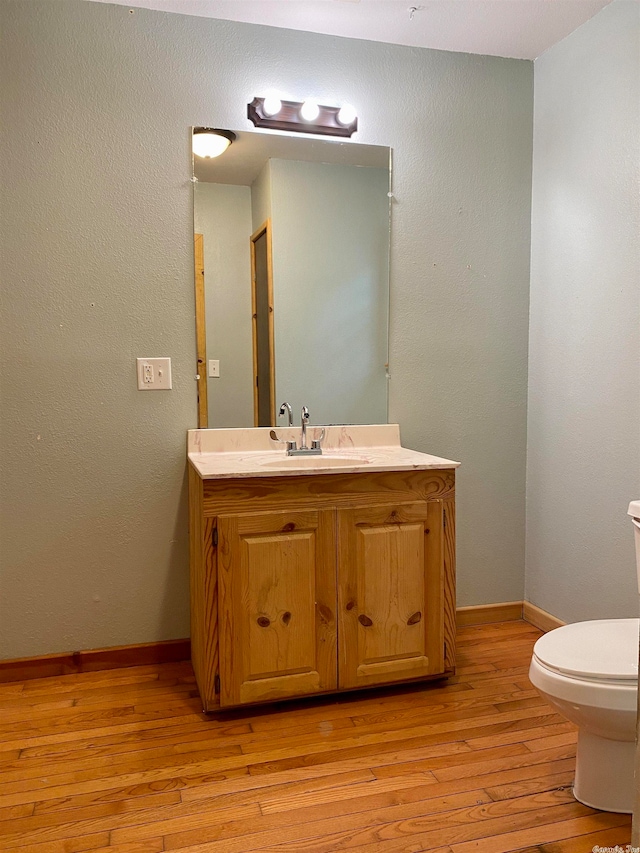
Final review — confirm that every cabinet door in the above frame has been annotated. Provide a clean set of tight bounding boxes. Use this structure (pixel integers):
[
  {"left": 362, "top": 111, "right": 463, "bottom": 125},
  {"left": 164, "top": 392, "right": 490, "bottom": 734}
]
[
  {"left": 338, "top": 501, "right": 444, "bottom": 690},
  {"left": 218, "top": 509, "right": 337, "bottom": 707}
]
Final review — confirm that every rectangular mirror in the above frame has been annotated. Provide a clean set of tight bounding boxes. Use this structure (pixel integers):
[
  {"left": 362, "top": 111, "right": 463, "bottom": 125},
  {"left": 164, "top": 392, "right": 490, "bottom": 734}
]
[{"left": 193, "top": 128, "right": 391, "bottom": 429}]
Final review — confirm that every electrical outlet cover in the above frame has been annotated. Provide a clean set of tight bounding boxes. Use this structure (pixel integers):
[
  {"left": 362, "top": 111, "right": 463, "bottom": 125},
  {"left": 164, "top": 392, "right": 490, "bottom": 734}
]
[{"left": 137, "top": 357, "right": 172, "bottom": 390}]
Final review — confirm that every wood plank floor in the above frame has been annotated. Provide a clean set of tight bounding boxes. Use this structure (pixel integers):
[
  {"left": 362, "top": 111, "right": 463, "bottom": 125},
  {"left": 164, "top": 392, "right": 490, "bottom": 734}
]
[{"left": 0, "top": 621, "right": 631, "bottom": 852}]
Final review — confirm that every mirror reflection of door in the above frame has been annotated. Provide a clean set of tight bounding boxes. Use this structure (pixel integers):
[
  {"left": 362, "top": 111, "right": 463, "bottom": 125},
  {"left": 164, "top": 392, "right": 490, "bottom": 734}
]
[{"left": 250, "top": 221, "right": 275, "bottom": 427}]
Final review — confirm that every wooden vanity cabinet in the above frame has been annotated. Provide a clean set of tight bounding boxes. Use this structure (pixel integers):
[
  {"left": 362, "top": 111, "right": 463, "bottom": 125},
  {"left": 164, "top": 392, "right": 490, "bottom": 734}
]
[
  {"left": 189, "top": 465, "right": 456, "bottom": 712},
  {"left": 217, "top": 508, "right": 337, "bottom": 707},
  {"left": 338, "top": 500, "right": 448, "bottom": 690}
]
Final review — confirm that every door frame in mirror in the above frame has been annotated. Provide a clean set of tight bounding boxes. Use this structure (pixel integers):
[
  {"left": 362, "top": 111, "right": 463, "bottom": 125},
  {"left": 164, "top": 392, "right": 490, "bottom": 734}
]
[
  {"left": 194, "top": 232, "right": 208, "bottom": 428},
  {"left": 250, "top": 219, "right": 276, "bottom": 427}
]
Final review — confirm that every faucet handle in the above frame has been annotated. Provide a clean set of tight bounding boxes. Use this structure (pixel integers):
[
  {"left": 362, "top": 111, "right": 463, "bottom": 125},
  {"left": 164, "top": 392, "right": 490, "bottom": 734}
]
[
  {"left": 311, "top": 428, "right": 325, "bottom": 451},
  {"left": 269, "top": 429, "right": 297, "bottom": 453}
]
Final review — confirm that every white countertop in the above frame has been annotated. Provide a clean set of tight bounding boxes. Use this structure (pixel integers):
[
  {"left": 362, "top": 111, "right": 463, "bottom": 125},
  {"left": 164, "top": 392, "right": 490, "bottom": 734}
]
[{"left": 188, "top": 425, "right": 460, "bottom": 480}]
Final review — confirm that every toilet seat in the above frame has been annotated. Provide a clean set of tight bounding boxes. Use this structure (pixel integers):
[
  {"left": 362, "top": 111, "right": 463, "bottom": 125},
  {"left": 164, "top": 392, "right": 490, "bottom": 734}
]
[
  {"left": 532, "top": 618, "right": 638, "bottom": 682},
  {"left": 526, "top": 503, "right": 640, "bottom": 815},
  {"left": 529, "top": 621, "right": 638, "bottom": 814}
]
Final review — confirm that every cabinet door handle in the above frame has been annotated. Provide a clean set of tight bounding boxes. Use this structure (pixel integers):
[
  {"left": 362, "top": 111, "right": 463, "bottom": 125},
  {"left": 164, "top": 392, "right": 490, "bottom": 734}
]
[
  {"left": 407, "top": 611, "right": 422, "bottom": 625},
  {"left": 358, "top": 614, "right": 373, "bottom": 627}
]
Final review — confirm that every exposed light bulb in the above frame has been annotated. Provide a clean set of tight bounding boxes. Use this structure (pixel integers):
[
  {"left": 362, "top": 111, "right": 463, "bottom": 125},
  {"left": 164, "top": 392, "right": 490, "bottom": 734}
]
[
  {"left": 262, "top": 95, "right": 282, "bottom": 117},
  {"left": 192, "top": 131, "right": 234, "bottom": 158},
  {"left": 337, "top": 104, "right": 357, "bottom": 126},
  {"left": 300, "top": 100, "right": 320, "bottom": 122}
]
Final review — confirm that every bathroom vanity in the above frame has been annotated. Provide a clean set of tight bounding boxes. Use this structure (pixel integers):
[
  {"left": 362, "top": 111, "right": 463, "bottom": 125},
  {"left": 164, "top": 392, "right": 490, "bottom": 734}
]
[{"left": 188, "top": 425, "right": 459, "bottom": 712}]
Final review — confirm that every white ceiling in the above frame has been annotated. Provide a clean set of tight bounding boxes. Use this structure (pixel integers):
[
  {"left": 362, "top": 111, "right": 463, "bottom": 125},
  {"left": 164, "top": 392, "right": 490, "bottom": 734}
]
[{"left": 88, "top": 0, "right": 613, "bottom": 60}]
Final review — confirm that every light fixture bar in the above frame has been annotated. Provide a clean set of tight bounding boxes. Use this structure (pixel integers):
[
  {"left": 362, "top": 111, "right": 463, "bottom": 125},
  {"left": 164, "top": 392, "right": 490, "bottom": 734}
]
[{"left": 247, "top": 97, "right": 358, "bottom": 138}]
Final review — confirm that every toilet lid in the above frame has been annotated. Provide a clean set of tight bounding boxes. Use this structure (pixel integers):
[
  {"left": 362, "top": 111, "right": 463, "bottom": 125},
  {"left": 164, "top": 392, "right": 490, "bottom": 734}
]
[{"left": 533, "top": 618, "right": 639, "bottom": 681}]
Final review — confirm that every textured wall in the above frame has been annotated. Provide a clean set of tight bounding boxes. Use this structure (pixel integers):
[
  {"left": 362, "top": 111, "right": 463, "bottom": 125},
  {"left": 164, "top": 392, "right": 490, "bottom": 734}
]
[
  {"left": 526, "top": 0, "right": 640, "bottom": 621},
  {"left": 0, "top": 0, "right": 533, "bottom": 659},
  {"left": 250, "top": 160, "right": 272, "bottom": 235}
]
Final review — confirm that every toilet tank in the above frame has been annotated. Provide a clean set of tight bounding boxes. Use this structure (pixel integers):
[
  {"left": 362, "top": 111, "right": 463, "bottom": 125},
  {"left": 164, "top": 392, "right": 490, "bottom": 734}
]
[{"left": 628, "top": 500, "right": 640, "bottom": 595}]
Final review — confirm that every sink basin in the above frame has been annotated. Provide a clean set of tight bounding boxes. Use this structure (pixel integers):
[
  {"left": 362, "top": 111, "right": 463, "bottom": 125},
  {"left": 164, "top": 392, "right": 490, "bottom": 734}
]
[{"left": 260, "top": 454, "right": 368, "bottom": 469}]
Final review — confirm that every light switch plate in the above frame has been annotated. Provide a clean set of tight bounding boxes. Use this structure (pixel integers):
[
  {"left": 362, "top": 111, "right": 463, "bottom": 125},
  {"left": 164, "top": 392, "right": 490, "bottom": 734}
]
[
  {"left": 208, "top": 359, "right": 220, "bottom": 378},
  {"left": 137, "top": 357, "right": 172, "bottom": 390}
]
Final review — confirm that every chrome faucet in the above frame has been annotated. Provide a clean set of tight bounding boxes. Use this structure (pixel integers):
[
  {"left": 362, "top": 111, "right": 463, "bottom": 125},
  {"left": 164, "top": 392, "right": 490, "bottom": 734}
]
[
  {"left": 269, "top": 402, "right": 297, "bottom": 453},
  {"left": 290, "top": 406, "right": 324, "bottom": 456},
  {"left": 269, "top": 403, "right": 324, "bottom": 456},
  {"left": 278, "top": 402, "right": 293, "bottom": 427},
  {"left": 300, "top": 406, "right": 310, "bottom": 450}
]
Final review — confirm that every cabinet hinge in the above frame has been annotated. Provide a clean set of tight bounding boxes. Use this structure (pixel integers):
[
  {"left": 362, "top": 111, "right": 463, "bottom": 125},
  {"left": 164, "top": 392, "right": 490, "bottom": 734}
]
[
  {"left": 443, "top": 508, "right": 447, "bottom": 529},
  {"left": 214, "top": 674, "right": 220, "bottom": 694},
  {"left": 444, "top": 642, "right": 447, "bottom": 660},
  {"left": 212, "top": 527, "right": 218, "bottom": 547}
]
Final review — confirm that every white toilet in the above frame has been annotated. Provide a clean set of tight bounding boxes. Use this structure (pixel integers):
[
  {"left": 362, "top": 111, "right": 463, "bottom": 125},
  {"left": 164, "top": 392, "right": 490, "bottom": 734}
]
[{"left": 528, "top": 500, "right": 640, "bottom": 814}]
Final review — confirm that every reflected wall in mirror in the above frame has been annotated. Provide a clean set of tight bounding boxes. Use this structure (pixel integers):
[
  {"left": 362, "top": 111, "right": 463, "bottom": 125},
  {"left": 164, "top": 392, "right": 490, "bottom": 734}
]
[{"left": 193, "top": 129, "right": 391, "bottom": 429}]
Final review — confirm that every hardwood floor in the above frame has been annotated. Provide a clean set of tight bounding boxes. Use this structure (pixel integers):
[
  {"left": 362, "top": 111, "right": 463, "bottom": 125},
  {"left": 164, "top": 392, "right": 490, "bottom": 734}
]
[{"left": 0, "top": 620, "right": 631, "bottom": 852}]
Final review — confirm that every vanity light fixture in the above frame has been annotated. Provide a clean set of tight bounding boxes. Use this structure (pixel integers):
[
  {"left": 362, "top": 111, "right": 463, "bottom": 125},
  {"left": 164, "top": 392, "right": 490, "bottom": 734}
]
[
  {"left": 247, "top": 97, "right": 358, "bottom": 138},
  {"left": 299, "top": 99, "right": 320, "bottom": 122},
  {"left": 337, "top": 104, "right": 357, "bottom": 126},
  {"left": 192, "top": 127, "right": 236, "bottom": 159},
  {"left": 262, "top": 95, "right": 282, "bottom": 117}
]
